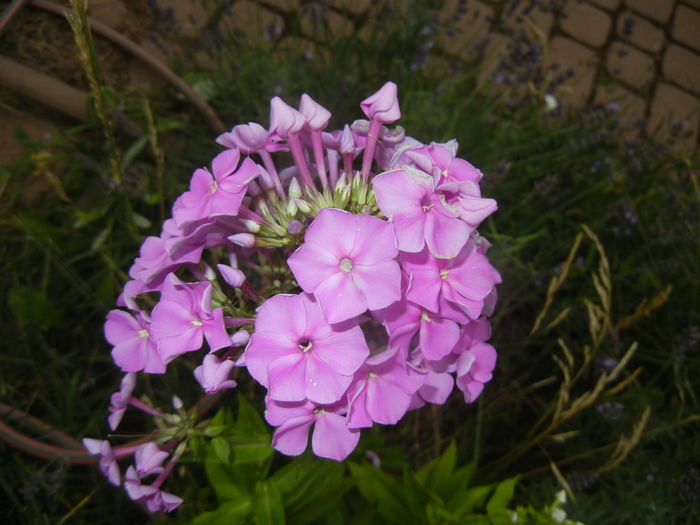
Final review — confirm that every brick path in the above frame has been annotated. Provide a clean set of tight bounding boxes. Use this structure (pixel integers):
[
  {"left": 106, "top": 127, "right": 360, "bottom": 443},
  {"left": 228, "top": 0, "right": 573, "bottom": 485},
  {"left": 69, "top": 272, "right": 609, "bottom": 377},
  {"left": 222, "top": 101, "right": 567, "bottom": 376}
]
[
  {"left": 2, "top": 0, "right": 699, "bottom": 160},
  {"left": 149, "top": 0, "right": 700, "bottom": 154}
]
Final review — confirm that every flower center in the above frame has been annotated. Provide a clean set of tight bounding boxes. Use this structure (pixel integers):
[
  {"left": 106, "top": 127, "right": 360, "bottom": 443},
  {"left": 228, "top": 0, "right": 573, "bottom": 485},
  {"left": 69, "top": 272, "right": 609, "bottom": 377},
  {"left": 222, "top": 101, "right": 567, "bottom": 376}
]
[
  {"left": 420, "top": 311, "right": 431, "bottom": 322},
  {"left": 137, "top": 329, "right": 149, "bottom": 338},
  {"left": 339, "top": 257, "right": 353, "bottom": 272},
  {"left": 440, "top": 270, "right": 449, "bottom": 280},
  {"left": 192, "top": 320, "right": 203, "bottom": 327},
  {"left": 210, "top": 180, "right": 218, "bottom": 194},
  {"left": 367, "top": 372, "right": 378, "bottom": 379},
  {"left": 298, "top": 338, "right": 313, "bottom": 352}
]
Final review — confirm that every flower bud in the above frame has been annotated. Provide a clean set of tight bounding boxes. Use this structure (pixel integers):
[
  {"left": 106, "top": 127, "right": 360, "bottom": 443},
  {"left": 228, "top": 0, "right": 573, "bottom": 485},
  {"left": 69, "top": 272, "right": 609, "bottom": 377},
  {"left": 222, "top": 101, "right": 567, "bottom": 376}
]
[
  {"left": 217, "top": 264, "right": 246, "bottom": 287},
  {"left": 270, "top": 97, "right": 306, "bottom": 138},
  {"left": 228, "top": 233, "right": 256, "bottom": 248},
  {"left": 360, "top": 81, "right": 401, "bottom": 124},
  {"left": 299, "top": 94, "right": 331, "bottom": 131},
  {"left": 216, "top": 122, "right": 269, "bottom": 154}
]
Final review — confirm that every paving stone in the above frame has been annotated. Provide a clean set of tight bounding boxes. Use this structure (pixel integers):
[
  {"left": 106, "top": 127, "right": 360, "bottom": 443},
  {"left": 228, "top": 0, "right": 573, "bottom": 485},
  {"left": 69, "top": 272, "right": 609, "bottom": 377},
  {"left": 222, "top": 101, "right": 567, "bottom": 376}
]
[
  {"left": 624, "top": 0, "right": 674, "bottom": 24},
  {"left": 560, "top": 0, "right": 611, "bottom": 48},
  {"left": 646, "top": 82, "right": 700, "bottom": 152},
  {"left": 439, "top": 0, "right": 495, "bottom": 57},
  {"left": 88, "top": 0, "right": 128, "bottom": 28},
  {"left": 590, "top": 0, "right": 622, "bottom": 10},
  {"left": 546, "top": 36, "right": 598, "bottom": 108},
  {"left": 332, "top": 0, "right": 373, "bottom": 15},
  {"left": 606, "top": 40, "right": 656, "bottom": 90},
  {"left": 501, "top": 0, "right": 555, "bottom": 37},
  {"left": 227, "top": 1, "right": 285, "bottom": 40},
  {"left": 154, "top": 0, "right": 209, "bottom": 39},
  {"left": 256, "top": 0, "right": 301, "bottom": 11},
  {"left": 663, "top": 44, "right": 700, "bottom": 94},
  {"left": 300, "top": 5, "right": 353, "bottom": 38},
  {"left": 616, "top": 10, "right": 665, "bottom": 53},
  {"left": 672, "top": 5, "right": 700, "bottom": 52},
  {"left": 594, "top": 83, "right": 647, "bottom": 126}
]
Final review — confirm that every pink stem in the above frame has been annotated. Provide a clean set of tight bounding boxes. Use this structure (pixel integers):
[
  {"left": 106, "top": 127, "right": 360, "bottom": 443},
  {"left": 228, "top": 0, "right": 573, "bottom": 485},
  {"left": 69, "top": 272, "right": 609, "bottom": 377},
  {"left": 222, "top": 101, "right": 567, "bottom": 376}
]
[
  {"left": 327, "top": 149, "right": 339, "bottom": 187},
  {"left": 342, "top": 152, "right": 354, "bottom": 177},
  {"left": 361, "top": 119, "right": 382, "bottom": 181},
  {"left": 310, "top": 130, "right": 328, "bottom": 190},
  {"left": 129, "top": 398, "right": 164, "bottom": 418},
  {"left": 259, "top": 149, "right": 285, "bottom": 198},
  {"left": 287, "top": 134, "right": 316, "bottom": 191}
]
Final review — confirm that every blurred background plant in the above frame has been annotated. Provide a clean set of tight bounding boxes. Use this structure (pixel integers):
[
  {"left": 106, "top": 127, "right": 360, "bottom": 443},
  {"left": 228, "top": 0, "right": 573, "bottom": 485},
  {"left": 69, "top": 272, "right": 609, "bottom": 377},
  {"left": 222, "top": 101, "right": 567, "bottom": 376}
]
[{"left": 0, "top": 0, "right": 698, "bottom": 523}]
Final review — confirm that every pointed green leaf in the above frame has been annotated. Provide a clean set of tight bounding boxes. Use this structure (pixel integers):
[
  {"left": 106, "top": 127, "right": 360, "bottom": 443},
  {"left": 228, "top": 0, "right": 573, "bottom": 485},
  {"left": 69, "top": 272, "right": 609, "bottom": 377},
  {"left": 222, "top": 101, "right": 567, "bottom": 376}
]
[
  {"left": 191, "top": 498, "right": 253, "bottom": 525},
  {"left": 253, "top": 479, "right": 285, "bottom": 525},
  {"left": 486, "top": 476, "right": 519, "bottom": 515}
]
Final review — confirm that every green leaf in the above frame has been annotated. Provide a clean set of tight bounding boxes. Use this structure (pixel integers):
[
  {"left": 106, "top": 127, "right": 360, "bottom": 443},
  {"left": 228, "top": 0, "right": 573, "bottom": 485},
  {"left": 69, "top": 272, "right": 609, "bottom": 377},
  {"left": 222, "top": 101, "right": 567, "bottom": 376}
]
[
  {"left": 273, "top": 458, "right": 351, "bottom": 525},
  {"left": 212, "top": 436, "right": 231, "bottom": 465},
  {"left": 8, "top": 286, "right": 63, "bottom": 330},
  {"left": 121, "top": 135, "right": 149, "bottom": 171},
  {"left": 253, "top": 479, "right": 285, "bottom": 525},
  {"left": 191, "top": 498, "right": 253, "bottom": 525},
  {"left": 349, "top": 463, "right": 423, "bottom": 525},
  {"left": 228, "top": 395, "right": 272, "bottom": 465},
  {"left": 486, "top": 476, "right": 519, "bottom": 515}
]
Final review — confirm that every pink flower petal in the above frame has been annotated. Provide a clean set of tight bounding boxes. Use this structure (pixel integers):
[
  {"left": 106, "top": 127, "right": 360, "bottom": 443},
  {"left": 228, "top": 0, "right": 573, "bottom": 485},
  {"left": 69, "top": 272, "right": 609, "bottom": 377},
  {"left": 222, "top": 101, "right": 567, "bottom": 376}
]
[
  {"left": 314, "top": 271, "right": 366, "bottom": 324},
  {"left": 352, "top": 260, "right": 402, "bottom": 311},
  {"left": 312, "top": 411, "right": 360, "bottom": 460}
]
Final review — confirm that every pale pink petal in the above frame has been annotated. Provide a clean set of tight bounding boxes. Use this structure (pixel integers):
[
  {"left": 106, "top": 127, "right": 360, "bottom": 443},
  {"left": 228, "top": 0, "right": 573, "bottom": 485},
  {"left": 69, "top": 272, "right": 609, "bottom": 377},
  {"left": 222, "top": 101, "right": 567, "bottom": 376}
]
[
  {"left": 419, "top": 315, "right": 460, "bottom": 361},
  {"left": 303, "top": 208, "right": 358, "bottom": 258},
  {"left": 349, "top": 214, "right": 398, "bottom": 264},
  {"left": 272, "top": 416, "right": 314, "bottom": 456},
  {"left": 314, "top": 272, "right": 366, "bottom": 324},
  {"left": 312, "top": 411, "right": 360, "bottom": 460},
  {"left": 392, "top": 210, "right": 427, "bottom": 253},
  {"left": 267, "top": 353, "right": 307, "bottom": 402},
  {"left": 418, "top": 371, "right": 454, "bottom": 405},
  {"left": 352, "top": 260, "right": 402, "bottom": 311},
  {"left": 287, "top": 242, "right": 340, "bottom": 292},
  {"left": 424, "top": 211, "right": 470, "bottom": 259},
  {"left": 305, "top": 355, "right": 353, "bottom": 404},
  {"left": 212, "top": 148, "right": 241, "bottom": 179},
  {"left": 104, "top": 310, "right": 141, "bottom": 345},
  {"left": 360, "top": 81, "right": 400, "bottom": 124},
  {"left": 254, "top": 294, "right": 308, "bottom": 337}
]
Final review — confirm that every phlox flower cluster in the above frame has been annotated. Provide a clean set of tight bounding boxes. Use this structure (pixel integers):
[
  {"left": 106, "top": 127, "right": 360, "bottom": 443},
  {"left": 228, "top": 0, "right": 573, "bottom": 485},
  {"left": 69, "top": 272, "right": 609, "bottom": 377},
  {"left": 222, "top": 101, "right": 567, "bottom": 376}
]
[{"left": 86, "top": 82, "right": 500, "bottom": 512}]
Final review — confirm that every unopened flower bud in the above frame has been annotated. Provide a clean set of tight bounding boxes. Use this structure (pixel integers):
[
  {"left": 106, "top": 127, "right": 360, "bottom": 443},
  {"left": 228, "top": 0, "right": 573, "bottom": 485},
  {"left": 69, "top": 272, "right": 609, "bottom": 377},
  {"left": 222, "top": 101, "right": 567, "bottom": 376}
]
[
  {"left": 287, "top": 219, "right": 302, "bottom": 235},
  {"left": 242, "top": 220, "right": 260, "bottom": 233},
  {"left": 270, "top": 97, "right": 306, "bottom": 138},
  {"left": 300, "top": 94, "right": 331, "bottom": 131},
  {"left": 360, "top": 81, "right": 401, "bottom": 124},
  {"left": 228, "top": 233, "right": 256, "bottom": 248},
  {"left": 217, "top": 264, "right": 246, "bottom": 287},
  {"left": 231, "top": 329, "right": 250, "bottom": 346}
]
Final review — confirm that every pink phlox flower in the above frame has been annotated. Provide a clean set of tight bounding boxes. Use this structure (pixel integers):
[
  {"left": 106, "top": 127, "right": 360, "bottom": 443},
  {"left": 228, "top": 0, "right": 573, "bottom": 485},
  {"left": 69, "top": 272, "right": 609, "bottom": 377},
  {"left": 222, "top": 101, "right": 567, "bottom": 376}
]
[
  {"left": 105, "top": 309, "right": 165, "bottom": 374},
  {"left": 287, "top": 208, "right": 402, "bottom": 324},
  {"left": 404, "top": 142, "right": 482, "bottom": 185},
  {"left": 437, "top": 180, "right": 498, "bottom": 227},
  {"left": 194, "top": 353, "right": 237, "bottom": 394},
  {"left": 402, "top": 245, "right": 502, "bottom": 319},
  {"left": 108, "top": 372, "right": 137, "bottom": 431},
  {"left": 216, "top": 122, "right": 287, "bottom": 154},
  {"left": 83, "top": 438, "right": 120, "bottom": 485},
  {"left": 456, "top": 342, "right": 497, "bottom": 403},
  {"left": 134, "top": 442, "right": 169, "bottom": 477},
  {"left": 172, "top": 149, "right": 259, "bottom": 228},
  {"left": 164, "top": 217, "right": 241, "bottom": 262},
  {"left": 265, "top": 398, "right": 360, "bottom": 461},
  {"left": 380, "top": 297, "right": 466, "bottom": 361},
  {"left": 416, "top": 367, "right": 455, "bottom": 406},
  {"left": 150, "top": 275, "right": 231, "bottom": 363},
  {"left": 244, "top": 293, "right": 369, "bottom": 404},
  {"left": 373, "top": 166, "right": 470, "bottom": 259},
  {"left": 346, "top": 352, "right": 425, "bottom": 429},
  {"left": 124, "top": 466, "right": 182, "bottom": 513},
  {"left": 360, "top": 81, "right": 401, "bottom": 124},
  {"left": 128, "top": 230, "right": 201, "bottom": 287}
]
